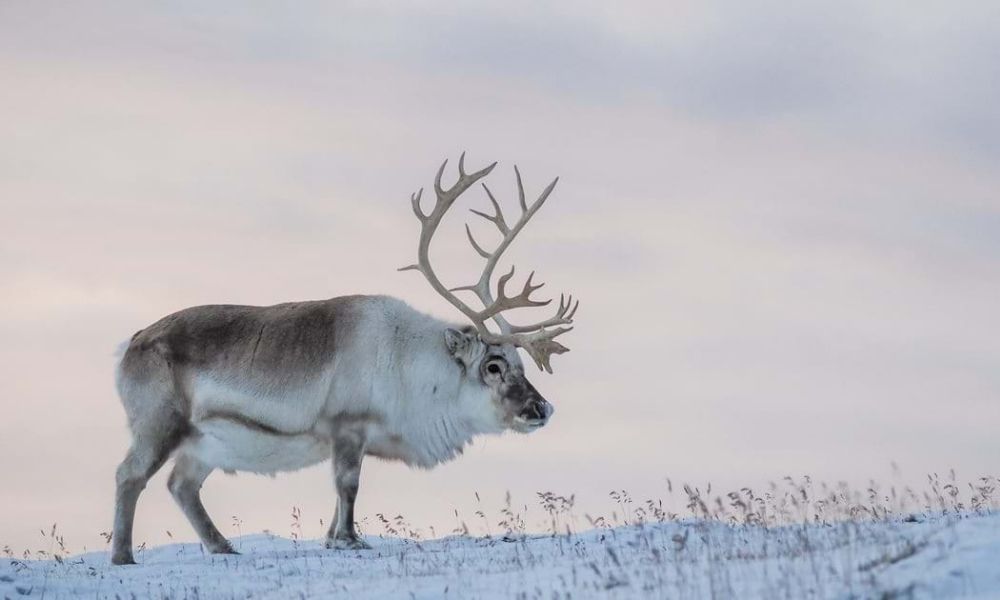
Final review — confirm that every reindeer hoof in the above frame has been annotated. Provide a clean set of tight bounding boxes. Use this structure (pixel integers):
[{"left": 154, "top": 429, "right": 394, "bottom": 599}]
[
  {"left": 111, "top": 554, "right": 136, "bottom": 566},
  {"left": 209, "top": 542, "right": 240, "bottom": 555},
  {"left": 326, "top": 537, "right": 371, "bottom": 550}
]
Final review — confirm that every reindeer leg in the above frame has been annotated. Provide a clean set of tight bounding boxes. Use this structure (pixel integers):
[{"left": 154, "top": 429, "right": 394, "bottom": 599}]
[
  {"left": 112, "top": 416, "right": 187, "bottom": 565},
  {"left": 326, "top": 427, "right": 370, "bottom": 550},
  {"left": 168, "top": 451, "right": 237, "bottom": 555}
]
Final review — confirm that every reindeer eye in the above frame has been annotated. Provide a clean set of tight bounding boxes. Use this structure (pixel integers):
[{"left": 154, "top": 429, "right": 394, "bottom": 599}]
[{"left": 486, "top": 363, "right": 502, "bottom": 375}]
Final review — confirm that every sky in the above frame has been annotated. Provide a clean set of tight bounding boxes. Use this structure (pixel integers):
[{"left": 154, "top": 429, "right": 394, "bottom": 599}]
[{"left": 1, "top": 1, "right": 998, "bottom": 553}]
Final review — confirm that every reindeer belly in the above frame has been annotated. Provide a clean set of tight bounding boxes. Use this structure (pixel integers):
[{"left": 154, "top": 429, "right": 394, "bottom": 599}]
[
  {"left": 186, "top": 417, "right": 332, "bottom": 475},
  {"left": 185, "top": 373, "right": 331, "bottom": 435}
]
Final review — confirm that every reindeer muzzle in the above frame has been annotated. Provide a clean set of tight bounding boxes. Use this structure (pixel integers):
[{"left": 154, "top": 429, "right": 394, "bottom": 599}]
[{"left": 518, "top": 397, "right": 553, "bottom": 428}]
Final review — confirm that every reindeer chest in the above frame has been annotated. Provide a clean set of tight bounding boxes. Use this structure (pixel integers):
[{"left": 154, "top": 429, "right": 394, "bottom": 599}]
[{"left": 361, "top": 412, "right": 479, "bottom": 469}]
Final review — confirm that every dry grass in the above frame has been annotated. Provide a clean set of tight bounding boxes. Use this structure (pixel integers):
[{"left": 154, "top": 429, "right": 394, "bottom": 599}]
[{"left": 3, "top": 471, "right": 998, "bottom": 598}]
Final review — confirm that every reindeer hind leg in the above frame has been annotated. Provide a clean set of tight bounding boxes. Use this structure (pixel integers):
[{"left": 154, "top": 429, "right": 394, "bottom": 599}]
[
  {"left": 112, "top": 340, "right": 193, "bottom": 566},
  {"left": 168, "top": 450, "right": 236, "bottom": 555},
  {"left": 112, "top": 412, "right": 189, "bottom": 565}
]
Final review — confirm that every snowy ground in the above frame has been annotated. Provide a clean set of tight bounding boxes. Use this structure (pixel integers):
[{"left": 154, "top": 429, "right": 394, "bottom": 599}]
[{"left": 3, "top": 511, "right": 1000, "bottom": 599}]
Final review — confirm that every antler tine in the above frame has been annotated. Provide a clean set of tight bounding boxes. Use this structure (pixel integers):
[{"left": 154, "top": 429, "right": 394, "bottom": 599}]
[
  {"left": 518, "top": 326, "right": 573, "bottom": 374},
  {"left": 514, "top": 165, "right": 527, "bottom": 212},
  {"left": 496, "top": 265, "right": 516, "bottom": 294},
  {"left": 434, "top": 152, "right": 497, "bottom": 208},
  {"left": 507, "top": 292, "right": 579, "bottom": 334},
  {"left": 464, "top": 224, "right": 492, "bottom": 259},
  {"left": 522, "top": 271, "right": 546, "bottom": 295},
  {"left": 566, "top": 296, "right": 580, "bottom": 320},
  {"left": 448, "top": 283, "right": 479, "bottom": 293},
  {"left": 410, "top": 188, "right": 426, "bottom": 221},
  {"left": 433, "top": 158, "right": 450, "bottom": 199},
  {"left": 534, "top": 176, "right": 559, "bottom": 210},
  {"left": 485, "top": 268, "right": 551, "bottom": 318},
  {"left": 470, "top": 183, "right": 510, "bottom": 234}
]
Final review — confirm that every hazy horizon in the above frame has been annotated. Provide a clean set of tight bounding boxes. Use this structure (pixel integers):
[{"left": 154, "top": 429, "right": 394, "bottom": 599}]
[{"left": 2, "top": 1, "right": 998, "bottom": 553}]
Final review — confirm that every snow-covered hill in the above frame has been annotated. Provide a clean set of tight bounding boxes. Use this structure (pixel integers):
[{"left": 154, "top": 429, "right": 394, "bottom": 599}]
[{"left": 3, "top": 512, "right": 999, "bottom": 599}]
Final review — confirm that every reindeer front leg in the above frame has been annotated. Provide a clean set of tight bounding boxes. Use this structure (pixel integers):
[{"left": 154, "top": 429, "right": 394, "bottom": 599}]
[{"left": 325, "top": 427, "right": 371, "bottom": 550}]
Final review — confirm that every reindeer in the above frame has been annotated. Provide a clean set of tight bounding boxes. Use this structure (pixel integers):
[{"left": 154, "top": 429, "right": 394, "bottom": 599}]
[{"left": 110, "top": 154, "right": 579, "bottom": 565}]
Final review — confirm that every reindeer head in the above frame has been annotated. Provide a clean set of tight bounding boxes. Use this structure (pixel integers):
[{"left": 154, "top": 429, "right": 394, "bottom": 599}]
[
  {"left": 443, "top": 326, "right": 554, "bottom": 432},
  {"left": 401, "top": 153, "right": 578, "bottom": 432}
]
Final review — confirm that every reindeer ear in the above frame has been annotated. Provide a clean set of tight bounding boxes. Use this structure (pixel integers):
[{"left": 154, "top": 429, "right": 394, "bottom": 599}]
[{"left": 444, "top": 328, "right": 473, "bottom": 357}]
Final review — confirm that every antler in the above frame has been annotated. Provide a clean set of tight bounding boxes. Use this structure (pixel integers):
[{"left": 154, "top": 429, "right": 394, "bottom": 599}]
[{"left": 400, "top": 153, "right": 578, "bottom": 373}]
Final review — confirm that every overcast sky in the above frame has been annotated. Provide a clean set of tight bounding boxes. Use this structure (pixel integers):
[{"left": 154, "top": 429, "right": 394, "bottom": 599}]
[{"left": 1, "top": 1, "right": 998, "bottom": 553}]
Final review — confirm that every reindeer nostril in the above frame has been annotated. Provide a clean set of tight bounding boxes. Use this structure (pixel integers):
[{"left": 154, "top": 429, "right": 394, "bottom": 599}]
[{"left": 518, "top": 399, "right": 553, "bottom": 423}]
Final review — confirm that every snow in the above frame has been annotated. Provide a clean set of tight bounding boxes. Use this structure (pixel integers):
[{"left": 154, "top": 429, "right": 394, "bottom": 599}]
[{"left": 3, "top": 513, "right": 1000, "bottom": 599}]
